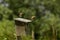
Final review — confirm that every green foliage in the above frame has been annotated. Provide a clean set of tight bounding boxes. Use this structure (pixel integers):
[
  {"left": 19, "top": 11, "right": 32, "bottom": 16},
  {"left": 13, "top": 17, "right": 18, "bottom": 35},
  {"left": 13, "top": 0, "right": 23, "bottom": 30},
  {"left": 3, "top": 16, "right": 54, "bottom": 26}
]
[
  {"left": 18, "top": 7, "right": 35, "bottom": 19},
  {"left": 0, "top": 0, "right": 60, "bottom": 40},
  {"left": 0, "top": 4, "right": 13, "bottom": 20},
  {"left": 0, "top": 20, "right": 16, "bottom": 40},
  {"left": 21, "top": 36, "right": 32, "bottom": 40}
]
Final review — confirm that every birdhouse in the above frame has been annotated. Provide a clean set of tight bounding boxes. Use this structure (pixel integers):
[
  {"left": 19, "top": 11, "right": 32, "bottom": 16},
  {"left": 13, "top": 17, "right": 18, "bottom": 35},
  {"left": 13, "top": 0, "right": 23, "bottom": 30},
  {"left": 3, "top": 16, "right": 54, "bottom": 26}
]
[{"left": 14, "top": 18, "right": 32, "bottom": 40}]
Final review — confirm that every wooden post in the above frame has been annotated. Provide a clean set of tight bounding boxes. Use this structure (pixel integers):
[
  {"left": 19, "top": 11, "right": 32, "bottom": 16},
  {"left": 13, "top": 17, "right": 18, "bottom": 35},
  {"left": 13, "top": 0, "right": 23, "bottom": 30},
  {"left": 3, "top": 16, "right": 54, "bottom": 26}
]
[
  {"left": 52, "top": 25, "right": 56, "bottom": 40},
  {"left": 14, "top": 18, "right": 32, "bottom": 40},
  {"left": 50, "top": 25, "right": 57, "bottom": 40},
  {"left": 32, "top": 30, "right": 34, "bottom": 40}
]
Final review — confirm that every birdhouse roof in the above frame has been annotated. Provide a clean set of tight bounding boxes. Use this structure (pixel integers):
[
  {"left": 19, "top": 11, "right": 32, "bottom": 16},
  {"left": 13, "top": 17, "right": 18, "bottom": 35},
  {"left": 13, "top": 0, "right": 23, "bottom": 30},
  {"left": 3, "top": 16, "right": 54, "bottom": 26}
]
[{"left": 14, "top": 18, "right": 32, "bottom": 23}]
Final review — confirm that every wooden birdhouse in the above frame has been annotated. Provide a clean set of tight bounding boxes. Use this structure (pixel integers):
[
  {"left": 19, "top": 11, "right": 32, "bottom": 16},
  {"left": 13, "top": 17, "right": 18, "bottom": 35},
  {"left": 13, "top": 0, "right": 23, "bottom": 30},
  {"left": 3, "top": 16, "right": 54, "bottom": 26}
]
[{"left": 14, "top": 18, "right": 32, "bottom": 40}]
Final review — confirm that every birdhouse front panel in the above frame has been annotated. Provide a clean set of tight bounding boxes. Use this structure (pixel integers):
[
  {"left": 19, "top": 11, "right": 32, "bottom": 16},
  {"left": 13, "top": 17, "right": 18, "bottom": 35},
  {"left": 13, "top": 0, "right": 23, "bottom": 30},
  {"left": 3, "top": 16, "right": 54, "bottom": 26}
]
[{"left": 15, "top": 25, "right": 26, "bottom": 36}]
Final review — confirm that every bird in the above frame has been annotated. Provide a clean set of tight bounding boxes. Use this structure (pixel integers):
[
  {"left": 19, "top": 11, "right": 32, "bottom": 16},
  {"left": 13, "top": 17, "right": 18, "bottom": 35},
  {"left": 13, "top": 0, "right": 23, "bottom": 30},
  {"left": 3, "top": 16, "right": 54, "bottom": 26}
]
[
  {"left": 31, "top": 16, "right": 36, "bottom": 20},
  {"left": 19, "top": 13, "right": 23, "bottom": 18}
]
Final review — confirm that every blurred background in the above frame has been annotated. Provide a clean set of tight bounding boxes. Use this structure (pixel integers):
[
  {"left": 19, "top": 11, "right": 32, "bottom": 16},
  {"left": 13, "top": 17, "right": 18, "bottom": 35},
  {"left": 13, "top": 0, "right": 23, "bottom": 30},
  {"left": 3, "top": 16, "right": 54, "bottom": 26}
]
[{"left": 0, "top": 0, "right": 60, "bottom": 40}]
